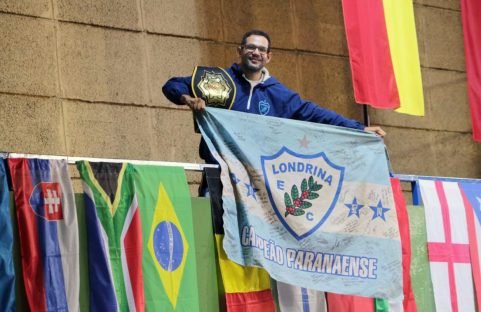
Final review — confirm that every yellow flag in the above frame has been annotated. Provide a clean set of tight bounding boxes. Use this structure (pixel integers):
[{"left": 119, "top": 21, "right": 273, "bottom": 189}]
[
  {"left": 383, "top": 0, "right": 425, "bottom": 116},
  {"left": 215, "top": 234, "right": 271, "bottom": 293}
]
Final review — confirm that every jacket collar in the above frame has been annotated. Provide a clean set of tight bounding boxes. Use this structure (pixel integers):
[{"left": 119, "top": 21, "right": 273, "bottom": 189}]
[{"left": 231, "top": 63, "right": 278, "bottom": 87}]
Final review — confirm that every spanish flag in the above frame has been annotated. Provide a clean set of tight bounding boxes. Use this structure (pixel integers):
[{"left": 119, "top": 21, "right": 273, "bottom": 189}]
[{"left": 342, "top": 0, "right": 424, "bottom": 116}]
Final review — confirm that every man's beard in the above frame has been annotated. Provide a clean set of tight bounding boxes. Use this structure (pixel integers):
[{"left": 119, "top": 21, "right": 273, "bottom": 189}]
[{"left": 242, "top": 56, "right": 264, "bottom": 72}]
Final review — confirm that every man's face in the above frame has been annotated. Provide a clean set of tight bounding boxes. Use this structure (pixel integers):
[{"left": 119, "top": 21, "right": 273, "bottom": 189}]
[{"left": 238, "top": 35, "right": 272, "bottom": 72}]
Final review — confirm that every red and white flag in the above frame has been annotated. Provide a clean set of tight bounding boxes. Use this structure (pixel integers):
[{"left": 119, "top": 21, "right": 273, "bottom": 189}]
[
  {"left": 459, "top": 182, "right": 481, "bottom": 309},
  {"left": 419, "top": 180, "right": 476, "bottom": 312}
]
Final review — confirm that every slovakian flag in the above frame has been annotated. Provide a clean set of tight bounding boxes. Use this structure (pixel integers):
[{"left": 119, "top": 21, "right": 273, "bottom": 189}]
[
  {"left": 8, "top": 158, "right": 80, "bottom": 311},
  {"left": 460, "top": 0, "right": 481, "bottom": 141},
  {"left": 418, "top": 179, "right": 476, "bottom": 312},
  {"left": 0, "top": 159, "right": 15, "bottom": 311},
  {"left": 204, "top": 167, "right": 276, "bottom": 312},
  {"left": 197, "top": 108, "right": 402, "bottom": 300},
  {"left": 342, "top": 0, "right": 424, "bottom": 116},
  {"left": 133, "top": 165, "right": 200, "bottom": 311},
  {"left": 458, "top": 182, "right": 481, "bottom": 309},
  {"left": 77, "top": 161, "right": 144, "bottom": 311}
]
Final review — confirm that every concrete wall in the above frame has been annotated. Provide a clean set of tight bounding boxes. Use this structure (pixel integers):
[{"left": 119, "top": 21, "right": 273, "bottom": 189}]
[{"left": 0, "top": 0, "right": 479, "bottom": 194}]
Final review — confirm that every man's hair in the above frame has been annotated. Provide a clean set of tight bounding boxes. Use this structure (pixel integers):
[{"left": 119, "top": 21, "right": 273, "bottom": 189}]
[{"left": 240, "top": 30, "right": 271, "bottom": 51}]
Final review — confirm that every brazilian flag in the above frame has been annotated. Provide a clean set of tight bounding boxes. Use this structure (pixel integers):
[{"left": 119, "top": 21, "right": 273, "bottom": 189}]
[{"left": 133, "top": 165, "right": 200, "bottom": 311}]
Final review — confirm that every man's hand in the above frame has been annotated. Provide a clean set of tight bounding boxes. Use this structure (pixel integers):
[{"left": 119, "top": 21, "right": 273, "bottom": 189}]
[
  {"left": 364, "top": 126, "right": 386, "bottom": 137},
  {"left": 180, "top": 94, "right": 206, "bottom": 111}
]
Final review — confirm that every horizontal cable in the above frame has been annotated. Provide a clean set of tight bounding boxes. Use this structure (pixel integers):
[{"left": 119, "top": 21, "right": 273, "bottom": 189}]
[{"left": 1, "top": 152, "right": 218, "bottom": 172}]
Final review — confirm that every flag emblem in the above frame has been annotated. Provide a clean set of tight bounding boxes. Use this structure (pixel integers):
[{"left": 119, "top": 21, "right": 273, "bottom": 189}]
[
  {"left": 261, "top": 146, "right": 345, "bottom": 240},
  {"left": 148, "top": 183, "right": 189, "bottom": 309},
  {"left": 153, "top": 221, "right": 185, "bottom": 272},
  {"left": 30, "top": 182, "right": 63, "bottom": 221}
]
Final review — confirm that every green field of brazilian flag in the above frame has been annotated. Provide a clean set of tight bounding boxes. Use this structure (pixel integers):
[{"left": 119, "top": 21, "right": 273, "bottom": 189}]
[{"left": 134, "top": 165, "right": 200, "bottom": 311}]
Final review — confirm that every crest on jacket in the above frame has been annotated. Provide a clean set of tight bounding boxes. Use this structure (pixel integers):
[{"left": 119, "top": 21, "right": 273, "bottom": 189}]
[
  {"left": 192, "top": 66, "right": 236, "bottom": 109},
  {"left": 261, "top": 147, "right": 345, "bottom": 240},
  {"left": 258, "top": 100, "right": 270, "bottom": 115}
]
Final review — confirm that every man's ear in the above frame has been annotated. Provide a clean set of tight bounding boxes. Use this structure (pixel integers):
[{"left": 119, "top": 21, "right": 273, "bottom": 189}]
[
  {"left": 237, "top": 46, "right": 242, "bottom": 57},
  {"left": 265, "top": 51, "right": 272, "bottom": 64}
]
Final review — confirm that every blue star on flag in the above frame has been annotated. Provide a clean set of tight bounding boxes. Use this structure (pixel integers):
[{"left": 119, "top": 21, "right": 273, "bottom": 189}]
[
  {"left": 245, "top": 182, "right": 259, "bottom": 200},
  {"left": 369, "top": 200, "right": 390, "bottom": 221},
  {"left": 230, "top": 172, "right": 240, "bottom": 185},
  {"left": 344, "top": 197, "right": 364, "bottom": 217}
]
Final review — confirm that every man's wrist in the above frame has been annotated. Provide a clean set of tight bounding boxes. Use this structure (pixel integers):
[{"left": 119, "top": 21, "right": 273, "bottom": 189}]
[{"left": 180, "top": 94, "right": 189, "bottom": 104}]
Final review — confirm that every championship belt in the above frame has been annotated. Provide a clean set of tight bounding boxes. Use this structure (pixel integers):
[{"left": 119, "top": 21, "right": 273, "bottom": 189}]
[{"left": 191, "top": 66, "right": 236, "bottom": 109}]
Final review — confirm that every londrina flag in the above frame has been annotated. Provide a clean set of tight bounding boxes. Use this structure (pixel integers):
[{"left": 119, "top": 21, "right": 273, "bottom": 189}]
[
  {"left": 133, "top": 165, "right": 200, "bottom": 311},
  {"left": 418, "top": 179, "right": 476, "bottom": 312},
  {"left": 204, "top": 167, "right": 275, "bottom": 312},
  {"left": 8, "top": 158, "right": 79, "bottom": 311},
  {"left": 196, "top": 107, "right": 403, "bottom": 300},
  {"left": 77, "top": 161, "right": 144, "bottom": 311},
  {"left": 0, "top": 159, "right": 15, "bottom": 310},
  {"left": 342, "top": 0, "right": 424, "bottom": 115}
]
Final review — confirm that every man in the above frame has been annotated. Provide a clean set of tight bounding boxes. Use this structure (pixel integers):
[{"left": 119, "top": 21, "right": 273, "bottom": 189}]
[{"left": 162, "top": 29, "right": 385, "bottom": 165}]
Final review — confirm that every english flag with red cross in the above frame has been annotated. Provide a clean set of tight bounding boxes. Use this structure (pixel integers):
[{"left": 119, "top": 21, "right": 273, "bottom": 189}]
[{"left": 418, "top": 179, "right": 476, "bottom": 312}]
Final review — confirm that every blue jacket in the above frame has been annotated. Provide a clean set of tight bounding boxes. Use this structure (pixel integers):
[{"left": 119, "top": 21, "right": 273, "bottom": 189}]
[{"left": 163, "top": 63, "right": 365, "bottom": 163}]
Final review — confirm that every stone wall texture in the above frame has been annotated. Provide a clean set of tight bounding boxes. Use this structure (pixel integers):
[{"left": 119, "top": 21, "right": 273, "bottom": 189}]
[{"left": 0, "top": 0, "right": 479, "bottom": 194}]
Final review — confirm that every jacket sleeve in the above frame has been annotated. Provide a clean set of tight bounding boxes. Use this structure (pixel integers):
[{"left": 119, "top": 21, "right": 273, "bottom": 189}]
[
  {"left": 286, "top": 92, "right": 365, "bottom": 130},
  {"left": 162, "top": 76, "right": 193, "bottom": 105}
]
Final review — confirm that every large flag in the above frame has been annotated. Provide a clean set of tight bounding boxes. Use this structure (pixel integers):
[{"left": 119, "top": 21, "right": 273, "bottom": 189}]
[
  {"left": 133, "top": 165, "right": 200, "bottom": 311},
  {"left": 342, "top": 0, "right": 424, "bottom": 115},
  {"left": 375, "top": 178, "right": 417, "bottom": 312},
  {"left": 204, "top": 167, "right": 276, "bottom": 312},
  {"left": 418, "top": 179, "right": 476, "bottom": 312},
  {"left": 326, "top": 293, "right": 374, "bottom": 312},
  {"left": 196, "top": 107, "right": 403, "bottom": 299},
  {"left": 190, "top": 197, "right": 220, "bottom": 312},
  {"left": 77, "top": 161, "right": 144, "bottom": 311},
  {"left": 458, "top": 182, "right": 481, "bottom": 308},
  {"left": 0, "top": 159, "right": 15, "bottom": 311},
  {"left": 275, "top": 281, "right": 326, "bottom": 312},
  {"left": 8, "top": 158, "right": 79, "bottom": 311},
  {"left": 460, "top": 0, "right": 481, "bottom": 141},
  {"left": 407, "top": 205, "right": 435, "bottom": 312}
]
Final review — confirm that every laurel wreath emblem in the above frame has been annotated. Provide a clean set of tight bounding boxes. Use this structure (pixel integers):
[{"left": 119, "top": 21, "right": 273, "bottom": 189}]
[{"left": 284, "top": 176, "right": 323, "bottom": 217}]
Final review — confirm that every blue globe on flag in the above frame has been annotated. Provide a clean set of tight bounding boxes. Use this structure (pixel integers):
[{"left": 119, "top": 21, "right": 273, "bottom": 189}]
[{"left": 153, "top": 221, "right": 184, "bottom": 272}]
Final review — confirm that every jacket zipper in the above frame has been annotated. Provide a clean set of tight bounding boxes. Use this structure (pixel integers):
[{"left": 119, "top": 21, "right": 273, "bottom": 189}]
[{"left": 246, "top": 84, "right": 254, "bottom": 110}]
